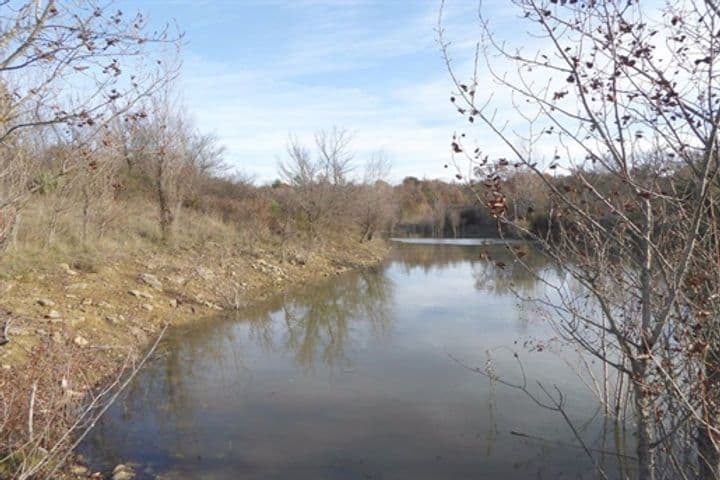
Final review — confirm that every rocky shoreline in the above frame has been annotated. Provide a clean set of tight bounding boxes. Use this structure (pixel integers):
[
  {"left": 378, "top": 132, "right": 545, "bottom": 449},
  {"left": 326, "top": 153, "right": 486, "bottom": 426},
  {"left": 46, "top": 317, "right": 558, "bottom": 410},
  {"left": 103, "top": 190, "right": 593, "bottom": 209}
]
[{"left": 0, "top": 236, "right": 389, "bottom": 479}]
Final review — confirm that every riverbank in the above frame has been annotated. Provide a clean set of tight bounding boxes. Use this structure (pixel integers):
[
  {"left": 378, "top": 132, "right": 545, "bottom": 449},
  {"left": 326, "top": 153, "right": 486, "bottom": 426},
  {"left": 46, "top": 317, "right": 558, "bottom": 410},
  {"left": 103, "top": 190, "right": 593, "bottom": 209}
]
[{"left": 0, "top": 233, "right": 389, "bottom": 478}]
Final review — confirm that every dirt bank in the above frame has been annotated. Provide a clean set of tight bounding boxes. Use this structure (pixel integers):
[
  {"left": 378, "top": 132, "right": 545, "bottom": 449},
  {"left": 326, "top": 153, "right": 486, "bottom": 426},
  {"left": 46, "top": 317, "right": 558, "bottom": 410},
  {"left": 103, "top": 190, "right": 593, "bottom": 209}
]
[{"left": 0, "top": 234, "right": 389, "bottom": 478}]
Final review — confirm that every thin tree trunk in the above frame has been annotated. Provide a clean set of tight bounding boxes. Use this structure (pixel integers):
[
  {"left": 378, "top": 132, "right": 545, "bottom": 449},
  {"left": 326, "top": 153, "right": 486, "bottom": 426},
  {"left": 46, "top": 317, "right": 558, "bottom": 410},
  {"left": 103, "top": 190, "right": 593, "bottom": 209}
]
[
  {"left": 156, "top": 163, "right": 174, "bottom": 242},
  {"left": 0, "top": 206, "right": 17, "bottom": 252},
  {"left": 699, "top": 347, "right": 720, "bottom": 480},
  {"left": 81, "top": 192, "right": 90, "bottom": 245},
  {"left": 633, "top": 366, "right": 656, "bottom": 480},
  {"left": 635, "top": 199, "right": 656, "bottom": 480},
  {"left": 698, "top": 425, "right": 719, "bottom": 480}
]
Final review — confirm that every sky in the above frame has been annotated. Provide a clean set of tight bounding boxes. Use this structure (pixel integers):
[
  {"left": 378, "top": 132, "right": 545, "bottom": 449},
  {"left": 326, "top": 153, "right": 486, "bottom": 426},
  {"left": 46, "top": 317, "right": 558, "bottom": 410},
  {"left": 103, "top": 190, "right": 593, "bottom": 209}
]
[{"left": 121, "top": 0, "right": 515, "bottom": 184}]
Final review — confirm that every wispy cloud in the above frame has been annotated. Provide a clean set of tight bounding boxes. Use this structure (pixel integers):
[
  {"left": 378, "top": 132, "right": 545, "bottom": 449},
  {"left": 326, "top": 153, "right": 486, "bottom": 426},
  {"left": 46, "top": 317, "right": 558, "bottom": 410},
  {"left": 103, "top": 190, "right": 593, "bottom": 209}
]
[{"left": 130, "top": 0, "right": 533, "bottom": 183}]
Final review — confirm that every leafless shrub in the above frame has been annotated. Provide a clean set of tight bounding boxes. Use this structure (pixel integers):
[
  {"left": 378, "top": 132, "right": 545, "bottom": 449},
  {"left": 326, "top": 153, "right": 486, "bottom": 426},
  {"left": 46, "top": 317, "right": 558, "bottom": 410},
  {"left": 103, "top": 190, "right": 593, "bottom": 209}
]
[
  {"left": 439, "top": 0, "right": 720, "bottom": 478},
  {"left": 279, "top": 129, "right": 355, "bottom": 237},
  {"left": 0, "top": 1, "right": 181, "bottom": 249}
]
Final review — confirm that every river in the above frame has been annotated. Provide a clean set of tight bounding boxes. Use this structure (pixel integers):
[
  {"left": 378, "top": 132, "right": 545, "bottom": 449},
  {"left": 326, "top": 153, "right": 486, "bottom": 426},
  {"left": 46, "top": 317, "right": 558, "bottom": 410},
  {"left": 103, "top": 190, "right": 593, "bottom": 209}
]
[{"left": 81, "top": 239, "right": 628, "bottom": 479}]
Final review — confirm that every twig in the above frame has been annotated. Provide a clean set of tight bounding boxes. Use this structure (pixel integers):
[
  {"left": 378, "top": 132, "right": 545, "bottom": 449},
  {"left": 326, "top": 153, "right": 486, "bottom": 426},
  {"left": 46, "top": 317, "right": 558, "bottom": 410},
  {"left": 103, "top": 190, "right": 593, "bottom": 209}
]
[
  {"left": 36, "top": 324, "right": 168, "bottom": 480},
  {"left": 510, "top": 430, "right": 637, "bottom": 460},
  {"left": 27, "top": 381, "right": 37, "bottom": 443}
]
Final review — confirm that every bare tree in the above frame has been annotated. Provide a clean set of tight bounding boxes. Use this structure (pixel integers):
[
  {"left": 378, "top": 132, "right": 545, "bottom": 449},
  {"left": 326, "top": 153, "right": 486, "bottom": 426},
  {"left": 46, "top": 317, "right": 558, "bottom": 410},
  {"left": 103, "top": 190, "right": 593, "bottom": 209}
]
[
  {"left": 279, "top": 129, "right": 355, "bottom": 237},
  {"left": 315, "top": 127, "right": 354, "bottom": 185},
  {"left": 0, "top": 0, "right": 180, "bottom": 249},
  {"left": 181, "top": 131, "right": 227, "bottom": 209},
  {"left": 439, "top": 1, "right": 720, "bottom": 478},
  {"left": 448, "top": 207, "right": 461, "bottom": 238},
  {"left": 355, "top": 151, "right": 395, "bottom": 242},
  {"left": 132, "top": 93, "right": 188, "bottom": 242}
]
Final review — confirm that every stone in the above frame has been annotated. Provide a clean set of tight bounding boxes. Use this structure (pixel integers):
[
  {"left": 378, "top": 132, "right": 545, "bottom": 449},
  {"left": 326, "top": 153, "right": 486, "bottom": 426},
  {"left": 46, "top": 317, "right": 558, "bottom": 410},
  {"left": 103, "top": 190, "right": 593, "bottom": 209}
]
[
  {"left": 69, "top": 464, "right": 89, "bottom": 475},
  {"left": 36, "top": 298, "right": 55, "bottom": 307},
  {"left": 112, "top": 464, "right": 135, "bottom": 480},
  {"left": 45, "top": 310, "right": 61, "bottom": 319},
  {"left": 168, "top": 298, "right": 178, "bottom": 308},
  {"left": 141, "top": 303, "right": 154, "bottom": 312},
  {"left": 52, "top": 332, "right": 64, "bottom": 343},
  {"left": 97, "top": 301, "right": 112, "bottom": 309},
  {"left": 73, "top": 336, "right": 89, "bottom": 347},
  {"left": 138, "top": 273, "right": 163, "bottom": 290},
  {"left": 128, "top": 290, "right": 153, "bottom": 300},
  {"left": 105, "top": 315, "right": 120, "bottom": 325},
  {"left": 67, "top": 282, "right": 88, "bottom": 290},
  {"left": 59, "top": 263, "right": 78, "bottom": 276}
]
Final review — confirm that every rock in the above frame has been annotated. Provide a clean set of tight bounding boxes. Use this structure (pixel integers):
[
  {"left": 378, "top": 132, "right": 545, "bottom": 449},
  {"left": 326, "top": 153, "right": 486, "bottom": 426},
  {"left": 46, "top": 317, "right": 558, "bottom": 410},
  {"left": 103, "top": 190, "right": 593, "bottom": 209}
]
[
  {"left": 141, "top": 303, "right": 154, "bottom": 312},
  {"left": 202, "top": 300, "right": 222, "bottom": 310},
  {"left": 7, "top": 325, "right": 26, "bottom": 336},
  {"left": 138, "top": 273, "right": 163, "bottom": 290},
  {"left": 112, "top": 464, "right": 135, "bottom": 480},
  {"left": 35, "top": 328, "right": 47, "bottom": 336},
  {"left": 291, "top": 253, "right": 308, "bottom": 265},
  {"left": 59, "top": 263, "right": 78, "bottom": 276},
  {"left": 105, "top": 315, "right": 120, "bottom": 325},
  {"left": 69, "top": 464, "right": 88, "bottom": 475},
  {"left": 81, "top": 298, "right": 93, "bottom": 306},
  {"left": 45, "top": 310, "right": 61, "bottom": 319},
  {"left": 67, "top": 282, "right": 88, "bottom": 290},
  {"left": 128, "top": 290, "right": 153, "bottom": 300},
  {"left": 73, "top": 336, "right": 89, "bottom": 347},
  {"left": 168, "top": 298, "right": 178, "bottom": 308},
  {"left": 37, "top": 298, "right": 55, "bottom": 307},
  {"left": 52, "top": 332, "right": 64, "bottom": 343}
]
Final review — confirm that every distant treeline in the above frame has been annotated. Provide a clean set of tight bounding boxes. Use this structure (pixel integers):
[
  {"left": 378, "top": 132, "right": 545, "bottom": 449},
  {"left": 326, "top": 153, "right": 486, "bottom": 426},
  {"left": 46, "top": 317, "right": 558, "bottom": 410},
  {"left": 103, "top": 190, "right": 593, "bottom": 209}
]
[{"left": 390, "top": 174, "right": 547, "bottom": 239}]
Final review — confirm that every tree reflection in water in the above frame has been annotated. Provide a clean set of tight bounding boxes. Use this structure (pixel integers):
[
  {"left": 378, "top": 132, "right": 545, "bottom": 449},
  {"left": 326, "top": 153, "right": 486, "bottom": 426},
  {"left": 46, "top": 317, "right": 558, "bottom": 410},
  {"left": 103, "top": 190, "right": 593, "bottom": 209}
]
[{"left": 244, "top": 267, "right": 394, "bottom": 369}]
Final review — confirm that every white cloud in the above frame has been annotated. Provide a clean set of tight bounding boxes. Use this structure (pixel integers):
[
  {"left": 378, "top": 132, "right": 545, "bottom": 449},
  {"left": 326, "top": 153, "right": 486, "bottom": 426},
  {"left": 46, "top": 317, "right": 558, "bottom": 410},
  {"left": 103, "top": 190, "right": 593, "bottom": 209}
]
[{"left": 172, "top": 0, "right": 602, "bottom": 183}]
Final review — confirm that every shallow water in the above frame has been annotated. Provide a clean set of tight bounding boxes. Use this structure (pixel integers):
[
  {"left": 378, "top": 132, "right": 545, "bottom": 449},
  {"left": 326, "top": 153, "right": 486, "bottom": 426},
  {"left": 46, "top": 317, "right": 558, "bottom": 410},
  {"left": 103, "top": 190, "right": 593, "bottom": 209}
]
[{"left": 82, "top": 240, "right": 626, "bottom": 479}]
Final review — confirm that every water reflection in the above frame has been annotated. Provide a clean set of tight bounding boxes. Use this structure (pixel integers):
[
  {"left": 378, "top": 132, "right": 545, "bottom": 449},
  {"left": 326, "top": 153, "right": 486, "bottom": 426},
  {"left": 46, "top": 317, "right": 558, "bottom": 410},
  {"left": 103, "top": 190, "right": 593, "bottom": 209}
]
[
  {"left": 244, "top": 267, "right": 394, "bottom": 369},
  {"left": 81, "top": 240, "right": 620, "bottom": 480}
]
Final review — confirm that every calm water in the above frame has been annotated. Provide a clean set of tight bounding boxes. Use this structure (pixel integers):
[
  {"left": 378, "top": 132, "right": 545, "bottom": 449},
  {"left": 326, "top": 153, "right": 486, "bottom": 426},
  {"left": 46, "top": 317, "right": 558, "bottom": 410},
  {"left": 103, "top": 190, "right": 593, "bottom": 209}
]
[{"left": 82, "top": 240, "right": 625, "bottom": 479}]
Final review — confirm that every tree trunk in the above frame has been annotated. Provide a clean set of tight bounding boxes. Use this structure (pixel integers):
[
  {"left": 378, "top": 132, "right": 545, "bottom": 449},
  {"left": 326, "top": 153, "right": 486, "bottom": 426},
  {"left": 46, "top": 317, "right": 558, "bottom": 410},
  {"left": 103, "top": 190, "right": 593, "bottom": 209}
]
[
  {"left": 698, "top": 425, "right": 719, "bottom": 480},
  {"left": 0, "top": 206, "right": 17, "bottom": 252},
  {"left": 82, "top": 192, "right": 90, "bottom": 244},
  {"left": 699, "top": 346, "right": 720, "bottom": 480},
  {"left": 156, "top": 164, "right": 174, "bottom": 242},
  {"left": 633, "top": 366, "right": 656, "bottom": 480}
]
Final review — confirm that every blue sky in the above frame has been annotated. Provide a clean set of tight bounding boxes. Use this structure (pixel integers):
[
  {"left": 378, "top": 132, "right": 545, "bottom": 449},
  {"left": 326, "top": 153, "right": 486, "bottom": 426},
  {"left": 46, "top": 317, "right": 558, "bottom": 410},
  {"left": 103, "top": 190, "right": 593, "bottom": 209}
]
[{"left": 123, "top": 0, "right": 501, "bottom": 183}]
